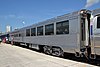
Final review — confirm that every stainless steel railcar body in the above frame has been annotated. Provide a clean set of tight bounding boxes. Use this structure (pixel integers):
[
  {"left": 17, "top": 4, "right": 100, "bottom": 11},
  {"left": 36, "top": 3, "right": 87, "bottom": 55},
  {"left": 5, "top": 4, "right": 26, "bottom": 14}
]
[{"left": 9, "top": 9, "right": 92, "bottom": 57}]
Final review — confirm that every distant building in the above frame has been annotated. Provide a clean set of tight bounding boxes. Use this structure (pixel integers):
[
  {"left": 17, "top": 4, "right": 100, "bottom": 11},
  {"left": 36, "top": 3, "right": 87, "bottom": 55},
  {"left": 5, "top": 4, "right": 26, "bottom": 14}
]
[
  {"left": 6, "top": 25, "right": 12, "bottom": 32},
  {"left": 0, "top": 32, "right": 2, "bottom": 35}
]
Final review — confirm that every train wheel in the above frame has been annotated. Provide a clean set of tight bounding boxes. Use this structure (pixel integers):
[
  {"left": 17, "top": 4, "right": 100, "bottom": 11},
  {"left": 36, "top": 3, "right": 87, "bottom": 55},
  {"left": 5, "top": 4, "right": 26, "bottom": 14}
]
[
  {"left": 52, "top": 47, "right": 63, "bottom": 57},
  {"left": 43, "top": 46, "right": 52, "bottom": 55}
]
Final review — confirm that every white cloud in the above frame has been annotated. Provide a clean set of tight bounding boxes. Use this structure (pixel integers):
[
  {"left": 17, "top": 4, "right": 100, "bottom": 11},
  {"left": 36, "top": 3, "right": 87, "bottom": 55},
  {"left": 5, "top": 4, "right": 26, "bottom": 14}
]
[
  {"left": 0, "top": 15, "right": 33, "bottom": 19},
  {"left": 7, "top": 15, "right": 16, "bottom": 18},
  {"left": 0, "top": 15, "right": 16, "bottom": 19},
  {"left": 85, "top": 0, "right": 100, "bottom": 8}
]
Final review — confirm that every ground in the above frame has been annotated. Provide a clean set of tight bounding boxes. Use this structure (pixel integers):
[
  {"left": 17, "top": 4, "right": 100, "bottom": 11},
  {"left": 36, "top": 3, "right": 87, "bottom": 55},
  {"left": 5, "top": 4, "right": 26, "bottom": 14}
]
[{"left": 0, "top": 43, "right": 97, "bottom": 67}]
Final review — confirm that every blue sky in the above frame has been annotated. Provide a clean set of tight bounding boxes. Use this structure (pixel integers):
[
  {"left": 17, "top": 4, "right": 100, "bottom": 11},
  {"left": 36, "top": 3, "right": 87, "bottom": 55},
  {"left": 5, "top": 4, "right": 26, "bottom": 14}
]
[{"left": 0, "top": 0, "right": 100, "bottom": 32}]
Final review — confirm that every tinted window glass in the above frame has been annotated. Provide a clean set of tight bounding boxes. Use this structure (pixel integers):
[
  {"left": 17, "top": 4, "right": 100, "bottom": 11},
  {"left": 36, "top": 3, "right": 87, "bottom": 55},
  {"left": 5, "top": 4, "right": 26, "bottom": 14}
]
[
  {"left": 56, "top": 20, "right": 69, "bottom": 34},
  {"left": 37, "top": 26, "right": 43, "bottom": 36},
  {"left": 81, "top": 18, "right": 85, "bottom": 41},
  {"left": 97, "top": 17, "right": 100, "bottom": 28},
  {"left": 45, "top": 24, "right": 54, "bottom": 35},
  {"left": 31, "top": 28, "right": 36, "bottom": 36},
  {"left": 26, "top": 29, "right": 30, "bottom": 36},
  {"left": 14, "top": 34, "right": 18, "bottom": 37},
  {"left": 19, "top": 34, "right": 21, "bottom": 37}
]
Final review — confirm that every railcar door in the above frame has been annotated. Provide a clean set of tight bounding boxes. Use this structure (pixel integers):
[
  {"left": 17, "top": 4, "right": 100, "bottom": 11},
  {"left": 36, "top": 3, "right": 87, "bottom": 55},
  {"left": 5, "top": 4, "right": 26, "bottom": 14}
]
[{"left": 80, "top": 10, "right": 91, "bottom": 55}]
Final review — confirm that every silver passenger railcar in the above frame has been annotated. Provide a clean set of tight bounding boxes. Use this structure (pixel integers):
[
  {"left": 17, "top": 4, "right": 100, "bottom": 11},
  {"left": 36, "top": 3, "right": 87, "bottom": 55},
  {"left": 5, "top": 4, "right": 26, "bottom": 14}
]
[
  {"left": 9, "top": 9, "right": 97, "bottom": 58},
  {"left": 90, "top": 8, "right": 100, "bottom": 58}
]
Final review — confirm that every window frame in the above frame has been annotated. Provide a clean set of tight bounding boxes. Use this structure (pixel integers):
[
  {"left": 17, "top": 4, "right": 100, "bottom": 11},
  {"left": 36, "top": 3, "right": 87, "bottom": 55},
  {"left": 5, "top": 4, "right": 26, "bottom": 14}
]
[
  {"left": 56, "top": 20, "right": 69, "bottom": 35},
  {"left": 37, "top": 26, "right": 43, "bottom": 36},
  {"left": 45, "top": 23, "right": 54, "bottom": 35},
  {"left": 31, "top": 28, "right": 36, "bottom": 36},
  {"left": 26, "top": 29, "right": 30, "bottom": 36}
]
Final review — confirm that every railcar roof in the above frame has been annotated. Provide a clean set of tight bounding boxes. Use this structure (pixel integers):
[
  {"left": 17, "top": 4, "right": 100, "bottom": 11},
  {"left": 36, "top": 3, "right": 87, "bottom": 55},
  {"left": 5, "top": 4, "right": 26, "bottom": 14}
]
[{"left": 9, "top": 9, "right": 92, "bottom": 33}]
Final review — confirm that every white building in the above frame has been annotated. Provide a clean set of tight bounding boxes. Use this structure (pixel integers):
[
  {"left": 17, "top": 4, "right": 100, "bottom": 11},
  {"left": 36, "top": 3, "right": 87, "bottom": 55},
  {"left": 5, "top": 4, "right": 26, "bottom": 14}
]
[{"left": 6, "top": 25, "right": 12, "bottom": 32}]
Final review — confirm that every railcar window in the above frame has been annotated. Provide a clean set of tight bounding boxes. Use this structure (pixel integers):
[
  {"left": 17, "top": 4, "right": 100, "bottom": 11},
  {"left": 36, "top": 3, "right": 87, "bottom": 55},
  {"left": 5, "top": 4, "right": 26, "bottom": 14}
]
[
  {"left": 31, "top": 28, "right": 36, "bottom": 36},
  {"left": 37, "top": 26, "right": 43, "bottom": 36},
  {"left": 45, "top": 24, "right": 54, "bottom": 35},
  {"left": 14, "top": 34, "right": 18, "bottom": 37},
  {"left": 26, "top": 29, "right": 30, "bottom": 36},
  {"left": 97, "top": 17, "right": 100, "bottom": 28},
  {"left": 19, "top": 34, "right": 21, "bottom": 37},
  {"left": 56, "top": 20, "right": 69, "bottom": 34},
  {"left": 81, "top": 18, "right": 85, "bottom": 41}
]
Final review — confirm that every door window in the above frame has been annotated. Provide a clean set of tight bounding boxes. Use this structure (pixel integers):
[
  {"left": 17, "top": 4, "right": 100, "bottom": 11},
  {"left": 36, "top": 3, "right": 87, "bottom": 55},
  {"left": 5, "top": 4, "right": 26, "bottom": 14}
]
[{"left": 97, "top": 17, "right": 100, "bottom": 28}]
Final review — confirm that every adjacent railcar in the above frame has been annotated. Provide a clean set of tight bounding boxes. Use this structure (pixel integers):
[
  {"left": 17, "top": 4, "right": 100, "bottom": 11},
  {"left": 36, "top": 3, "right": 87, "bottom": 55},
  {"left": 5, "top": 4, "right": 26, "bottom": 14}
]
[
  {"left": 9, "top": 9, "right": 93, "bottom": 58},
  {"left": 91, "top": 8, "right": 100, "bottom": 57}
]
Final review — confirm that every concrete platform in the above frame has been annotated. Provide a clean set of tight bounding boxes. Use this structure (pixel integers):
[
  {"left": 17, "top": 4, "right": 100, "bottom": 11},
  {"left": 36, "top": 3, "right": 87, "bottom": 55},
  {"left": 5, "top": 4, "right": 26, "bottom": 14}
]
[{"left": 0, "top": 43, "right": 98, "bottom": 67}]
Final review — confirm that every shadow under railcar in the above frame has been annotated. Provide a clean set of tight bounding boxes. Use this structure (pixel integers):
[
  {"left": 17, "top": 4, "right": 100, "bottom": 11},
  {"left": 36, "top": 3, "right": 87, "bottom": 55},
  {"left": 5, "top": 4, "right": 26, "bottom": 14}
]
[{"left": 63, "top": 52, "right": 100, "bottom": 66}]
